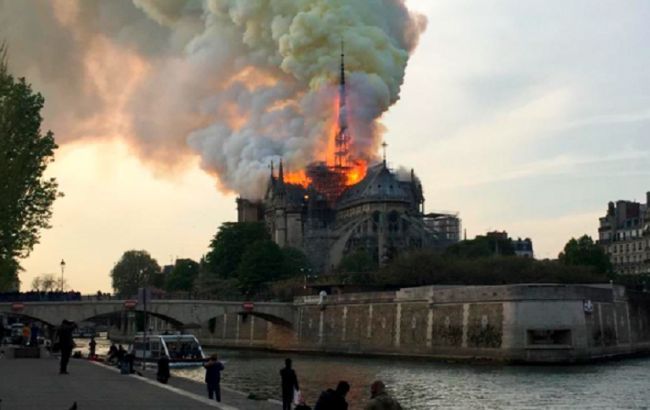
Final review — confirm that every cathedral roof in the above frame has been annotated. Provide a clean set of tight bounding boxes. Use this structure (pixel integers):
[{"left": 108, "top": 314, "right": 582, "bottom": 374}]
[{"left": 336, "top": 162, "right": 413, "bottom": 210}]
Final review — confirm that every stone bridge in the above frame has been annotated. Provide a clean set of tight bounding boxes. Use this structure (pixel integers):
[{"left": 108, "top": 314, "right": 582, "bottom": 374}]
[{"left": 0, "top": 300, "right": 296, "bottom": 329}]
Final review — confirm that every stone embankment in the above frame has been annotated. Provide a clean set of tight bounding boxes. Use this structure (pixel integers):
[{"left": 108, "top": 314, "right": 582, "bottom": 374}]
[{"left": 170, "top": 284, "right": 650, "bottom": 363}]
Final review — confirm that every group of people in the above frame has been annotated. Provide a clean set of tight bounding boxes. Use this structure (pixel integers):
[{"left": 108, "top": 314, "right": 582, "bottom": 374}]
[
  {"left": 107, "top": 343, "right": 135, "bottom": 373},
  {"left": 281, "top": 358, "right": 402, "bottom": 410},
  {"left": 155, "top": 352, "right": 223, "bottom": 402},
  {"left": 0, "top": 322, "right": 41, "bottom": 346},
  {"left": 52, "top": 327, "right": 400, "bottom": 409},
  {"left": 0, "top": 291, "right": 81, "bottom": 302}
]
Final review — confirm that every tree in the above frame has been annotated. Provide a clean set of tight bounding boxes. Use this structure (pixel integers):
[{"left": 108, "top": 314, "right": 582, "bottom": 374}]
[
  {"left": 445, "top": 235, "right": 515, "bottom": 259},
  {"left": 338, "top": 249, "right": 377, "bottom": 273},
  {"left": 237, "top": 240, "right": 285, "bottom": 295},
  {"left": 111, "top": 250, "right": 161, "bottom": 297},
  {"left": 31, "top": 273, "right": 68, "bottom": 292},
  {"left": 558, "top": 235, "right": 612, "bottom": 275},
  {"left": 0, "top": 44, "right": 61, "bottom": 291},
  {"left": 165, "top": 258, "right": 199, "bottom": 292},
  {"left": 281, "top": 247, "right": 311, "bottom": 277},
  {"left": 376, "top": 249, "right": 607, "bottom": 288},
  {"left": 204, "top": 222, "right": 269, "bottom": 278}
]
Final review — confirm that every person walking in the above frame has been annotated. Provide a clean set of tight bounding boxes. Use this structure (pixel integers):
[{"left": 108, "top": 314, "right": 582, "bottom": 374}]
[
  {"left": 157, "top": 354, "right": 170, "bottom": 384},
  {"left": 57, "top": 320, "right": 77, "bottom": 375},
  {"left": 204, "top": 354, "right": 225, "bottom": 402},
  {"left": 364, "top": 381, "right": 402, "bottom": 410},
  {"left": 314, "top": 381, "right": 350, "bottom": 410},
  {"left": 280, "top": 358, "right": 300, "bottom": 410}
]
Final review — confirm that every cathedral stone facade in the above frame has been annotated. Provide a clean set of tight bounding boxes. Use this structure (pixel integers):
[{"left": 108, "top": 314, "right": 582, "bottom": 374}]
[
  {"left": 237, "top": 47, "right": 459, "bottom": 273},
  {"left": 237, "top": 160, "right": 459, "bottom": 274}
]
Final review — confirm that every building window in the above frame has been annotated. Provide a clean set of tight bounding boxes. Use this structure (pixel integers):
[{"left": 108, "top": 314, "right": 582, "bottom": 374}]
[{"left": 527, "top": 329, "right": 572, "bottom": 346}]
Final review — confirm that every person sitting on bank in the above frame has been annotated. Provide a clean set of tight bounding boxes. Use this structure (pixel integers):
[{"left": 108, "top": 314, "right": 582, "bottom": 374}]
[
  {"left": 314, "top": 381, "right": 350, "bottom": 410},
  {"left": 157, "top": 354, "right": 171, "bottom": 384},
  {"left": 364, "top": 380, "right": 402, "bottom": 410},
  {"left": 204, "top": 354, "right": 225, "bottom": 402}
]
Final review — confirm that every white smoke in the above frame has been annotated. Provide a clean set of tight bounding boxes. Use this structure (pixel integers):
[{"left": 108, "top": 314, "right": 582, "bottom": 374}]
[{"left": 0, "top": 0, "right": 426, "bottom": 198}]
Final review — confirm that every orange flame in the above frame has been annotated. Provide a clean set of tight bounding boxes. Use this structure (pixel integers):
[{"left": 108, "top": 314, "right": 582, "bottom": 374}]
[
  {"left": 284, "top": 169, "right": 310, "bottom": 187},
  {"left": 346, "top": 160, "right": 367, "bottom": 185},
  {"left": 282, "top": 87, "right": 369, "bottom": 194}
]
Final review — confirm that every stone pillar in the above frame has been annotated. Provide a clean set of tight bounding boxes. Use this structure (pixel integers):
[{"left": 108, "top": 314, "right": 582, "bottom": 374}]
[
  {"left": 342, "top": 306, "right": 348, "bottom": 342},
  {"left": 612, "top": 304, "right": 619, "bottom": 345},
  {"left": 426, "top": 307, "right": 433, "bottom": 349},
  {"left": 318, "top": 310, "right": 325, "bottom": 346},
  {"left": 250, "top": 315, "right": 255, "bottom": 346},
  {"left": 367, "top": 305, "right": 373, "bottom": 339},
  {"left": 461, "top": 303, "right": 469, "bottom": 348},
  {"left": 236, "top": 314, "right": 241, "bottom": 344},
  {"left": 598, "top": 303, "right": 604, "bottom": 347},
  {"left": 395, "top": 303, "right": 402, "bottom": 348},
  {"left": 222, "top": 313, "right": 227, "bottom": 340},
  {"left": 625, "top": 303, "right": 632, "bottom": 344}
]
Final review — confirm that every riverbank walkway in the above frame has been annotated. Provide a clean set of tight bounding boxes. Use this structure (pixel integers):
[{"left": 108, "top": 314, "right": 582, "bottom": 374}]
[{"left": 0, "top": 357, "right": 280, "bottom": 409}]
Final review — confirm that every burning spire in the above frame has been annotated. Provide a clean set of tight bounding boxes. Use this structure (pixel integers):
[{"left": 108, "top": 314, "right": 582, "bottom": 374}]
[{"left": 334, "top": 39, "right": 350, "bottom": 169}]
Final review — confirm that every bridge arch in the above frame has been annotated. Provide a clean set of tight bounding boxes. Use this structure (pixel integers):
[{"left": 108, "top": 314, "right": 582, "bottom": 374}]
[
  {"left": 237, "top": 311, "right": 293, "bottom": 329},
  {"left": 0, "top": 312, "right": 56, "bottom": 328},
  {"left": 78, "top": 310, "right": 185, "bottom": 329}
]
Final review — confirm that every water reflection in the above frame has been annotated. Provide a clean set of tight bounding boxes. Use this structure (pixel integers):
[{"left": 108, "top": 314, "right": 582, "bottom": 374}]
[
  {"left": 74, "top": 338, "right": 650, "bottom": 409},
  {"left": 173, "top": 349, "right": 650, "bottom": 409}
]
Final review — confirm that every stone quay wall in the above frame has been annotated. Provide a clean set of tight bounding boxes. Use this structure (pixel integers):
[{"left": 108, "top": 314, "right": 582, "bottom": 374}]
[
  {"left": 109, "top": 284, "right": 650, "bottom": 363},
  {"left": 289, "top": 284, "right": 650, "bottom": 363}
]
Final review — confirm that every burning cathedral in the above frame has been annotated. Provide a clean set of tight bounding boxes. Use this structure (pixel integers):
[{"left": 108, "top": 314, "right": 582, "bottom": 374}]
[{"left": 237, "top": 49, "right": 460, "bottom": 273}]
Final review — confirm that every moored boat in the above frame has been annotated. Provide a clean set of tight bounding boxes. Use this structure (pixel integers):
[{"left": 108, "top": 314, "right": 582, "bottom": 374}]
[{"left": 130, "top": 333, "right": 206, "bottom": 368}]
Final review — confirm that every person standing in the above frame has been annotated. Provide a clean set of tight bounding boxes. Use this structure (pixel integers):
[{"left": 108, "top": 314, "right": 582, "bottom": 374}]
[
  {"left": 88, "top": 336, "right": 97, "bottom": 358},
  {"left": 22, "top": 323, "right": 31, "bottom": 346},
  {"left": 364, "top": 381, "right": 402, "bottom": 410},
  {"left": 30, "top": 323, "right": 39, "bottom": 347},
  {"left": 157, "top": 354, "right": 170, "bottom": 384},
  {"left": 280, "top": 358, "right": 300, "bottom": 410},
  {"left": 57, "top": 320, "right": 76, "bottom": 375},
  {"left": 314, "top": 381, "right": 350, "bottom": 410},
  {"left": 107, "top": 343, "right": 118, "bottom": 364},
  {"left": 204, "top": 354, "right": 225, "bottom": 402}
]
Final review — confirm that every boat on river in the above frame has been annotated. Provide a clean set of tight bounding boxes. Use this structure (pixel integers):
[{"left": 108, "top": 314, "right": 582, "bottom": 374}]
[{"left": 130, "top": 333, "right": 206, "bottom": 368}]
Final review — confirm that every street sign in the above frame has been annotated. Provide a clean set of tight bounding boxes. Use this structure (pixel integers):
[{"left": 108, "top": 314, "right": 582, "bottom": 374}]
[
  {"left": 11, "top": 303, "right": 24, "bottom": 312},
  {"left": 242, "top": 302, "right": 254, "bottom": 312},
  {"left": 123, "top": 300, "right": 137, "bottom": 309}
]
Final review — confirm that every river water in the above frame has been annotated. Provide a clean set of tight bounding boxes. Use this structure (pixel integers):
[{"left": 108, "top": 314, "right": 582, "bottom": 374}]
[
  {"left": 173, "top": 348, "right": 650, "bottom": 409},
  {"left": 79, "top": 338, "right": 649, "bottom": 409}
]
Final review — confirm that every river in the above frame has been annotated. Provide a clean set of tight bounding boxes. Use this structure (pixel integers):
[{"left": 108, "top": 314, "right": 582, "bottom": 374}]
[
  {"left": 175, "top": 348, "right": 650, "bottom": 409},
  {"left": 79, "top": 338, "right": 650, "bottom": 409}
]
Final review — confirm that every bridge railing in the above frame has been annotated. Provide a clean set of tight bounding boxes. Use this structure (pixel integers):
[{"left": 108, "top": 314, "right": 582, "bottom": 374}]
[
  {"left": 0, "top": 291, "right": 82, "bottom": 303},
  {"left": 1, "top": 290, "right": 296, "bottom": 303}
]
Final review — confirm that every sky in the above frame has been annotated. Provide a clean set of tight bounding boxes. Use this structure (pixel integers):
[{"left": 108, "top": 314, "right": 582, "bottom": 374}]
[{"left": 3, "top": 1, "right": 650, "bottom": 293}]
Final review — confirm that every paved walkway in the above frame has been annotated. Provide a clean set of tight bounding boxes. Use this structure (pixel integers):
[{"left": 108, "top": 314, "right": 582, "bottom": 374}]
[{"left": 0, "top": 357, "right": 280, "bottom": 410}]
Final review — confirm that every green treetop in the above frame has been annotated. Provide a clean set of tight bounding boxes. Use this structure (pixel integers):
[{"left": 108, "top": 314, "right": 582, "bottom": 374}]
[{"left": 0, "top": 44, "right": 60, "bottom": 291}]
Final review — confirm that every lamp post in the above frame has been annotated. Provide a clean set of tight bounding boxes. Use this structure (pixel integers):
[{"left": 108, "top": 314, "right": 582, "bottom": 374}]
[
  {"left": 301, "top": 267, "right": 313, "bottom": 290},
  {"left": 60, "top": 259, "right": 66, "bottom": 292}
]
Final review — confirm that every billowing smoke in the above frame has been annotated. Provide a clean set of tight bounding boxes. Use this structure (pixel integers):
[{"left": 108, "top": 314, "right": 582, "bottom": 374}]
[{"left": 0, "top": 0, "right": 426, "bottom": 198}]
